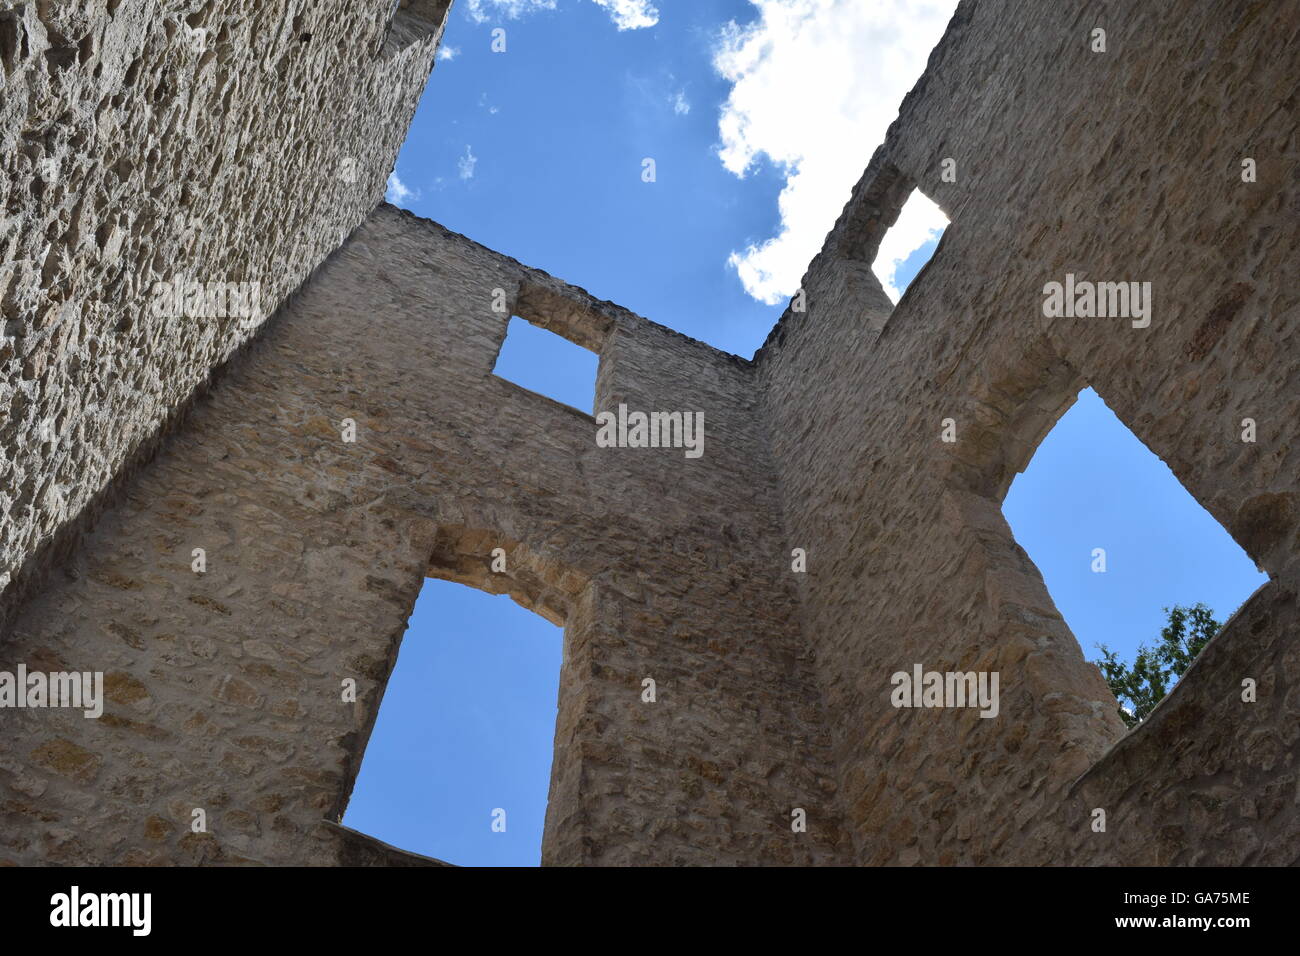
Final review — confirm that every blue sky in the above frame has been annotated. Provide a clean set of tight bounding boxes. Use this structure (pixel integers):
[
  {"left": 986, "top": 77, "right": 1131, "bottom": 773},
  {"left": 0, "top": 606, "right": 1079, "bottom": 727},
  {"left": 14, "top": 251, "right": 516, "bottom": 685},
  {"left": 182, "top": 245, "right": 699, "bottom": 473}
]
[
  {"left": 1003, "top": 389, "right": 1267, "bottom": 675},
  {"left": 343, "top": 578, "right": 561, "bottom": 866},
  {"left": 387, "top": 0, "right": 788, "bottom": 357},
  {"left": 342, "top": 0, "right": 1267, "bottom": 866}
]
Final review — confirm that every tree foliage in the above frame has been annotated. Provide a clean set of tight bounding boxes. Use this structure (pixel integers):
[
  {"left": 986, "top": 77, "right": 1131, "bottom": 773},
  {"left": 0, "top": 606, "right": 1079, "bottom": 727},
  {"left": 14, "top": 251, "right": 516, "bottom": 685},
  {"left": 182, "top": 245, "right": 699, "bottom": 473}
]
[{"left": 1094, "top": 603, "right": 1221, "bottom": 728}]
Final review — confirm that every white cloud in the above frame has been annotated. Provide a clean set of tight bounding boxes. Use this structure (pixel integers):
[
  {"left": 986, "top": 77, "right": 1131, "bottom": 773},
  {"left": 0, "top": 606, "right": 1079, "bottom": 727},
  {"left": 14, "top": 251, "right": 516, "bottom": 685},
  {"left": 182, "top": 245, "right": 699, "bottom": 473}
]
[
  {"left": 590, "top": 0, "right": 659, "bottom": 30},
  {"left": 386, "top": 172, "right": 417, "bottom": 205},
  {"left": 871, "top": 189, "right": 946, "bottom": 301},
  {"left": 714, "top": 0, "right": 956, "bottom": 304},
  {"left": 438, "top": 45, "right": 460, "bottom": 61},
  {"left": 464, "top": 0, "right": 657, "bottom": 31},
  {"left": 464, "top": 0, "right": 556, "bottom": 23},
  {"left": 458, "top": 144, "right": 478, "bottom": 180},
  {"left": 671, "top": 89, "right": 691, "bottom": 115}
]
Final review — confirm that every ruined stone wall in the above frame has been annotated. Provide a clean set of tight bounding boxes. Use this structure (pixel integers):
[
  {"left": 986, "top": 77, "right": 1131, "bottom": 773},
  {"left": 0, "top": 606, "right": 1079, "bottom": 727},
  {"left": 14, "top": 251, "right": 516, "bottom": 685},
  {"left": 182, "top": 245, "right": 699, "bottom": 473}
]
[
  {"left": 0, "top": 0, "right": 447, "bottom": 618},
  {"left": 0, "top": 205, "right": 844, "bottom": 866},
  {"left": 0, "top": 0, "right": 1295, "bottom": 867},
  {"left": 755, "top": 0, "right": 1299, "bottom": 864},
  {"left": 1047, "top": 581, "right": 1300, "bottom": 865}
]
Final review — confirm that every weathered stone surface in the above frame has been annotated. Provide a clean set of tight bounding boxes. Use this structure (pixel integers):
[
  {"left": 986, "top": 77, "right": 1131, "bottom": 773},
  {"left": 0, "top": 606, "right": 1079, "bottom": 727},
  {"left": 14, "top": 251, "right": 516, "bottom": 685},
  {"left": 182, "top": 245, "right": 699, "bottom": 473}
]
[
  {"left": 0, "top": 0, "right": 446, "bottom": 619},
  {"left": 0, "top": 206, "right": 844, "bottom": 865},
  {"left": 0, "top": 0, "right": 1296, "bottom": 865},
  {"left": 753, "top": 0, "right": 1298, "bottom": 864}
]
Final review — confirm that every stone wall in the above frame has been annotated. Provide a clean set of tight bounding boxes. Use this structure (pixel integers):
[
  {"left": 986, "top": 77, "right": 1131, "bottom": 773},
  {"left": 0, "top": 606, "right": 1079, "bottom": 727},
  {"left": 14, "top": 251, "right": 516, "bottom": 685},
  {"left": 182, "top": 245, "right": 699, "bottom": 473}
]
[
  {"left": 0, "top": 0, "right": 1295, "bottom": 866},
  {"left": 0, "top": 0, "right": 447, "bottom": 621},
  {"left": 0, "top": 207, "right": 843, "bottom": 865},
  {"left": 754, "top": 0, "right": 1299, "bottom": 863}
]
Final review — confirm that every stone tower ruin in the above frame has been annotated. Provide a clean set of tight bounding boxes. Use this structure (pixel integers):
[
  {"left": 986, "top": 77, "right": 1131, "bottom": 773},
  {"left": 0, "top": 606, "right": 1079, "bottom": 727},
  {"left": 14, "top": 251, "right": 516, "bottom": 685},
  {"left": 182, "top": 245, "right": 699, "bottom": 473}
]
[{"left": 0, "top": 0, "right": 1296, "bottom": 865}]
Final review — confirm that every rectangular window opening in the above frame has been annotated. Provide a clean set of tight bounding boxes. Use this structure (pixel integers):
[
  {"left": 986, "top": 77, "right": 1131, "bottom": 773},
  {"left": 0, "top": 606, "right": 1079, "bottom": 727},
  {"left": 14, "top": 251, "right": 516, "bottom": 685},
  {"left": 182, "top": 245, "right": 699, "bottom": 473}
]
[
  {"left": 492, "top": 315, "right": 599, "bottom": 415},
  {"left": 871, "top": 187, "right": 949, "bottom": 304},
  {"left": 342, "top": 577, "right": 562, "bottom": 867}
]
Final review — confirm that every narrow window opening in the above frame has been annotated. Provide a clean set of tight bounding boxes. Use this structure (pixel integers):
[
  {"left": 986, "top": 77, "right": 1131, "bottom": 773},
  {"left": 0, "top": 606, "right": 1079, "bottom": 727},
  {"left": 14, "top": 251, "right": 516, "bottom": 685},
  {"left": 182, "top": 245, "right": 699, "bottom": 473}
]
[
  {"left": 872, "top": 188, "right": 948, "bottom": 303},
  {"left": 493, "top": 315, "right": 599, "bottom": 414},
  {"left": 1002, "top": 387, "right": 1268, "bottom": 726},
  {"left": 342, "top": 578, "right": 562, "bottom": 866},
  {"left": 380, "top": 0, "right": 452, "bottom": 59}
]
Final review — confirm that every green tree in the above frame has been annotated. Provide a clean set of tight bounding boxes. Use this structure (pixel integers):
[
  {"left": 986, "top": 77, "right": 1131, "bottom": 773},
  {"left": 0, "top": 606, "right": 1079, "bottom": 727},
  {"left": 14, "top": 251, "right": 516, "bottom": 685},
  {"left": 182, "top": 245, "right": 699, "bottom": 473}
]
[{"left": 1094, "top": 603, "right": 1221, "bottom": 728}]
